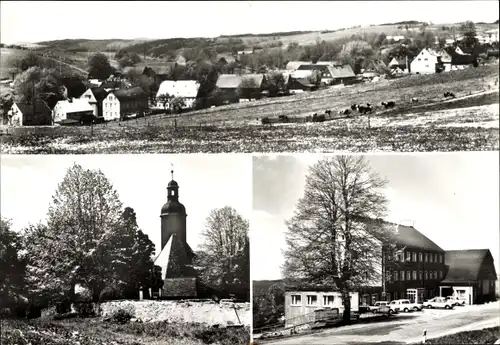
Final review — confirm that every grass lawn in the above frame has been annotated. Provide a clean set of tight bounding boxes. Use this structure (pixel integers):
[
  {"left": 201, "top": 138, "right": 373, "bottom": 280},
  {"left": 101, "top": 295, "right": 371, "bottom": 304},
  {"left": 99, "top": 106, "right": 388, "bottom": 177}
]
[
  {"left": 0, "top": 318, "right": 250, "bottom": 345},
  {"left": 413, "top": 326, "right": 500, "bottom": 344}
]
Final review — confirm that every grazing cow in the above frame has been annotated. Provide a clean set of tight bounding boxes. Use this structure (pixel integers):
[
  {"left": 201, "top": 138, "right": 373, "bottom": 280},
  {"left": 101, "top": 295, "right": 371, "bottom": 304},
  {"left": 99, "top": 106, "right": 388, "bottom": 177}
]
[
  {"left": 411, "top": 97, "right": 418, "bottom": 103},
  {"left": 278, "top": 115, "right": 289, "bottom": 123},
  {"left": 341, "top": 109, "right": 351, "bottom": 116},
  {"left": 357, "top": 105, "right": 372, "bottom": 114},
  {"left": 312, "top": 113, "right": 326, "bottom": 122},
  {"left": 325, "top": 109, "right": 332, "bottom": 116},
  {"left": 351, "top": 104, "right": 358, "bottom": 110},
  {"left": 261, "top": 117, "right": 271, "bottom": 125},
  {"left": 381, "top": 101, "right": 396, "bottom": 109},
  {"left": 444, "top": 92, "right": 456, "bottom": 98}
]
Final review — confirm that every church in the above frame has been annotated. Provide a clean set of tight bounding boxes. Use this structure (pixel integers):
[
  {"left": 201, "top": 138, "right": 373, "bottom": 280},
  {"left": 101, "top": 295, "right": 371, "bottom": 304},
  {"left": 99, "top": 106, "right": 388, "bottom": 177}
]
[{"left": 148, "top": 170, "right": 201, "bottom": 299}]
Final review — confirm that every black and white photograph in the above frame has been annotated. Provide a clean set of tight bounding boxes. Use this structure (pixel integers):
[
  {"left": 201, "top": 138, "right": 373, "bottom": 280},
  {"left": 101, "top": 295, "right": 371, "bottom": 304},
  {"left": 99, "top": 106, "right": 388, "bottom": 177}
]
[
  {"left": 251, "top": 153, "right": 499, "bottom": 344},
  {"left": 0, "top": 1, "right": 498, "bottom": 154},
  {"left": 0, "top": 154, "right": 251, "bottom": 345}
]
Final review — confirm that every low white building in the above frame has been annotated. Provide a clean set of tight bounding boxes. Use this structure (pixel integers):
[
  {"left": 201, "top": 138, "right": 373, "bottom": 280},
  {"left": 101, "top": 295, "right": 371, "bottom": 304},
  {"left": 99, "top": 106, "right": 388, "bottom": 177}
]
[
  {"left": 156, "top": 80, "right": 201, "bottom": 110},
  {"left": 52, "top": 98, "right": 94, "bottom": 125}
]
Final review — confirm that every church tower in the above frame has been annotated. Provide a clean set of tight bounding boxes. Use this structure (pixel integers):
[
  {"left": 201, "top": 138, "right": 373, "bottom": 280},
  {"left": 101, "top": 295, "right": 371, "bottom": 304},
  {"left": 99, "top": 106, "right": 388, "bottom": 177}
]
[{"left": 160, "top": 169, "right": 187, "bottom": 249}]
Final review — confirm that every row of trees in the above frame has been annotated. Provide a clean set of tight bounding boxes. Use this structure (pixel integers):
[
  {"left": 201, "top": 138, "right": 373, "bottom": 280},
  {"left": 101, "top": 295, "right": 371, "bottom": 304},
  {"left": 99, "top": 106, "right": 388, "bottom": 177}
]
[{"left": 0, "top": 163, "right": 250, "bottom": 316}]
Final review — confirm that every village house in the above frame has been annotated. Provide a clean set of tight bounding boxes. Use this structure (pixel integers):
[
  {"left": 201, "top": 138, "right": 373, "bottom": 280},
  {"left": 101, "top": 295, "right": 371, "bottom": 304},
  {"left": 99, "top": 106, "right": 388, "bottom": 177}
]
[
  {"left": 388, "top": 57, "right": 410, "bottom": 73},
  {"left": 102, "top": 86, "right": 149, "bottom": 121},
  {"left": 440, "top": 249, "right": 497, "bottom": 305},
  {"left": 6, "top": 100, "right": 52, "bottom": 126},
  {"left": 288, "top": 78, "right": 318, "bottom": 94},
  {"left": 284, "top": 284, "right": 360, "bottom": 328},
  {"left": 286, "top": 61, "right": 311, "bottom": 71},
  {"left": 215, "top": 74, "right": 268, "bottom": 103},
  {"left": 175, "top": 54, "right": 187, "bottom": 66},
  {"left": 364, "top": 60, "right": 388, "bottom": 75},
  {"left": 237, "top": 49, "right": 254, "bottom": 56},
  {"left": 79, "top": 87, "right": 109, "bottom": 120},
  {"left": 52, "top": 98, "right": 94, "bottom": 125},
  {"left": 295, "top": 62, "right": 356, "bottom": 85},
  {"left": 410, "top": 48, "right": 442, "bottom": 74},
  {"left": 439, "top": 48, "right": 476, "bottom": 71},
  {"left": 156, "top": 80, "right": 201, "bottom": 110}
]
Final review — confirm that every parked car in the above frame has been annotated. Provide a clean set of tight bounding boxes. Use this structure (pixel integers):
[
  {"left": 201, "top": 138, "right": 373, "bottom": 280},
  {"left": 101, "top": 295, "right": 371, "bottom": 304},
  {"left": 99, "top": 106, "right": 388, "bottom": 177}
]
[
  {"left": 445, "top": 296, "right": 466, "bottom": 306},
  {"left": 369, "top": 301, "right": 389, "bottom": 313},
  {"left": 389, "top": 299, "right": 423, "bottom": 313},
  {"left": 423, "top": 297, "right": 455, "bottom": 309}
]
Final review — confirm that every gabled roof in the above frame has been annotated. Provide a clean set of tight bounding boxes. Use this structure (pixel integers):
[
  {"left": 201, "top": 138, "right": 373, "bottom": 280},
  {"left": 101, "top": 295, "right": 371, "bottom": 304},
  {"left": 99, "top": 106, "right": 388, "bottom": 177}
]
[
  {"left": 154, "top": 233, "right": 195, "bottom": 280},
  {"left": 215, "top": 74, "right": 265, "bottom": 89},
  {"left": 156, "top": 80, "right": 200, "bottom": 98},
  {"left": 366, "top": 60, "right": 387, "bottom": 73},
  {"left": 290, "top": 78, "right": 316, "bottom": 89},
  {"left": 54, "top": 98, "right": 93, "bottom": 113},
  {"left": 286, "top": 61, "right": 310, "bottom": 70},
  {"left": 90, "top": 87, "right": 109, "bottom": 102},
  {"left": 111, "top": 86, "right": 148, "bottom": 101},
  {"left": 15, "top": 99, "right": 51, "bottom": 116},
  {"left": 291, "top": 70, "right": 313, "bottom": 79},
  {"left": 442, "top": 249, "right": 494, "bottom": 283},
  {"left": 361, "top": 217, "right": 444, "bottom": 252},
  {"left": 327, "top": 64, "right": 356, "bottom": 79}
]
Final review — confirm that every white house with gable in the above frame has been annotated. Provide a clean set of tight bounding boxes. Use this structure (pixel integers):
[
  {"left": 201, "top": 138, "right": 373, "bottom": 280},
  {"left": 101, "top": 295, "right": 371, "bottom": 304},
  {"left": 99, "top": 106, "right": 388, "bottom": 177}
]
[
  {"left": 52, "top": 98, "right": 94, "bottom": 125},
  {"left": 156, "top": 80, "right": 201, "bottom": 110},
  {"left": 410, "top": 48, "right": 441, "bottom": 75}
]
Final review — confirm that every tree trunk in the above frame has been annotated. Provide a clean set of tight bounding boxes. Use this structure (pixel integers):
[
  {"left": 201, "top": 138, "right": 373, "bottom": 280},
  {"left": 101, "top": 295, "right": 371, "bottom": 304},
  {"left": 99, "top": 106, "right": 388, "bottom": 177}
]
[{"left": 342, "top": 289, "right": 351, "bottom": 322}]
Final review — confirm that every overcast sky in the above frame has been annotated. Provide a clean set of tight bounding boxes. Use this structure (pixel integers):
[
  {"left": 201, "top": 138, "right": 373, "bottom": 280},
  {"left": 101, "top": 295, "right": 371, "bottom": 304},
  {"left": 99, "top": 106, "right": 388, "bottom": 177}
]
[
  {"left": 0, "top": 154, "right": 252, "bottom": 255},
  {"left": 252, "top": 152, "right": 500, "bottom": 281},
  {"left": 1, "top": 1, "right": 498, "bottom": 44}
]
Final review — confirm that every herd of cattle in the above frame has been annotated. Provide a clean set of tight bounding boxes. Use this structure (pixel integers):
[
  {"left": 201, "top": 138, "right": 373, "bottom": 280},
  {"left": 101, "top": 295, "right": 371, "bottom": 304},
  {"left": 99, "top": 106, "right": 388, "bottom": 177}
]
[{"left": 260, "top": 91, "right": 457, "bottom": 125}]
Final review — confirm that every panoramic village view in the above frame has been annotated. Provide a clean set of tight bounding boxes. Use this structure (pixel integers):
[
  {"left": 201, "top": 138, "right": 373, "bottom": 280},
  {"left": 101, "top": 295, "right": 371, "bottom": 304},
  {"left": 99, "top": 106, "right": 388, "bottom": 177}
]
[
  {"left": 0, "top": 2, "right": 498, "bottom": 153},
  {"left": 251, "top": 153, "right": 500, "bottom": 345}
]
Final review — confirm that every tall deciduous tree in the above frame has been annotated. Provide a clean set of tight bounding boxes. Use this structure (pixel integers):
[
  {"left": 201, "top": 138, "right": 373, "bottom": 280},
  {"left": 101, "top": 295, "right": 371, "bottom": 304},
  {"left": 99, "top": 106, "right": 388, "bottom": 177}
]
[
  {"left": 0, "top": 218, "right": 27, "bottom": 310},
  {"left": 283, "top": 156, "right": 396, "bottom": 321},
  {"left": 13, "top": 67, "right": 63, "bottom": 105},
  {"left": 88, "top": 53, "right": 114, "bottom": 80},
  {"left": 196, "top": 206, "right": 250, "bottom": 299},
  {"left": 25, "top": 163, "right": 125, "bottom": 303},
  {"left": 460, "top": 21, "right": 478, "bottom": 48}
]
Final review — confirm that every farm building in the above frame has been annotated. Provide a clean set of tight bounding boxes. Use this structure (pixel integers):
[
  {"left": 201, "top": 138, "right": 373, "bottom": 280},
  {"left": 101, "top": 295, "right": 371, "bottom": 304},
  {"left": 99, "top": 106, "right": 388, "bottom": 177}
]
[
  {"left": 286, "top": 61, "right": 311, "bottom": 71},
  {"left": 102, "top": 87, "right": 149, "bottom": 121},
  {"left": 295, "top": 63, "right": 356, "bottom": 85},
  {"left": 284, "top": 284, "right": 360, "bottom": 328},
  {"left": 79, "top": 87, "right": 109, "bottom": 119},
  {"left": 52, "top": 98, "right": 94, "bottom": 125},
  {"left": 237, "top": 49, "right": 254, "bottom": 56},
  {"left": 440, "top": 249, "right": 497, "bottom": 305},
  {"left": 6, "top": 100, "right": 52, "bottom": 126},
  {"left": 439, "top": 48, "right": 477, "bottom": 71},
  {"left": 410, "top": 48, "right": 442, "bottom": 74},
  {"left": 175, "top": 54, "right": 187, "bottom": 66},
  {"left": 364, "top": 60, "right": 388, "bottom": 75},
  {"left": 101, "top": 80, "right": 131, "bottom": 92},
  {"left": 288, "top": 78, "right": 318, "bottom": 94},
  {"left": 388, "top": 57, "right": 410, "bottom": 72},
  {"left": 215, "top": 74, "right": 268, "bottom": 103},
  {"left": 216, "top": 53, "right": 236, "bottom": 65},
  {"left": 156, "top": 80, "right": 201, "bottom": 110},
  {"left": 290, "top": 69, "right": 313, "bottom": 79}
]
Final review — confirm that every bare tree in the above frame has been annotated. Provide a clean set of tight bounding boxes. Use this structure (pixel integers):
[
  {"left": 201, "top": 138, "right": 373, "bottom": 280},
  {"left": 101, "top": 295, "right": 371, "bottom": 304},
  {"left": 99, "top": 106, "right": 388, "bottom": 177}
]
[{"left": 283, "top": 156, "right": 397, "bottom": 321}]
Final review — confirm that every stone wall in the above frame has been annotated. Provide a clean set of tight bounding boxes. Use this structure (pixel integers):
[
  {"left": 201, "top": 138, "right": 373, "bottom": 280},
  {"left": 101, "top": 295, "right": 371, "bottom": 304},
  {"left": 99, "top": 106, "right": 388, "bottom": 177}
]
[
  {"left": 100, "top": 300, "right": 251, "bottom": 326},
  {"left": 163, "top": 277, "right": 197, "bottom": 298}
]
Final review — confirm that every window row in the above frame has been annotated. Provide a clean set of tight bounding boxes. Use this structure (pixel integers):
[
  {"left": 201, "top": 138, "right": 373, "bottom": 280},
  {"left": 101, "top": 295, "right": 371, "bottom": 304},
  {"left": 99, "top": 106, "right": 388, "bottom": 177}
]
[
  {"left": 290, "top": 294, "right": 352, "bottom": 307},
  {"left": 388, "top": 270, "right": 443, "bottom": 281},
  {"left": 395, "top": 251, "right": 443, "bottom": 264}
]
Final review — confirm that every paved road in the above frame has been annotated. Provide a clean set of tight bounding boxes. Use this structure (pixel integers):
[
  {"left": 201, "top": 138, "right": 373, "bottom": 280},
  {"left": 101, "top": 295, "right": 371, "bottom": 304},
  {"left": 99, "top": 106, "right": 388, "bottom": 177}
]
[{"left": 263, "top": 303, "right": 500, "bottom": 345}]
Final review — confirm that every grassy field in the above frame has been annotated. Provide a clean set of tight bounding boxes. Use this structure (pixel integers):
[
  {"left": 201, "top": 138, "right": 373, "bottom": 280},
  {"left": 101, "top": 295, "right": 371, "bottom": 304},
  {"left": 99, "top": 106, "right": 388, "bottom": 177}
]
[
  {"left": 1, "top": 64, "right": 498, "bottom": 153},
  {"left": 0, "top": 48, "right": 30, "bottom": 79},
  {"left": 0, "top": 318, "right": 250, "bottom": 345},
  {"left": 412, "top": 326, "right": 500, "bottom": 344}
]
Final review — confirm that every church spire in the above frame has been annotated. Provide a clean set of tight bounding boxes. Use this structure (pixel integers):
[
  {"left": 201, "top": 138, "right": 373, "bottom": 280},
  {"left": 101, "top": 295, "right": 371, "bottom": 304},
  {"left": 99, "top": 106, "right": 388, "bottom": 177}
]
[{"left": 167, "top": 164, "right": 179, "bottom": 201}]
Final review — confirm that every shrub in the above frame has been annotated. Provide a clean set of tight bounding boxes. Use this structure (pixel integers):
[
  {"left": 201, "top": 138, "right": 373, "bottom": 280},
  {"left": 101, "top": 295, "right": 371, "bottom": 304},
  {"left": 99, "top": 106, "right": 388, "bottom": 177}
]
[
  {"left": 73, "top": 301, "right": 95, "bottom": 317},
  {"left": 110, "top": 308, "right": 133, "bottom": 324}
]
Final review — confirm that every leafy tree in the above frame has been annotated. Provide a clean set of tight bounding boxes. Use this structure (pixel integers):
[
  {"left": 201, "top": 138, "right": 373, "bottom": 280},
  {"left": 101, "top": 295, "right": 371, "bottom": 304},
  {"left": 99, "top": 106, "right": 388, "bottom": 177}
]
[
  {"left": 282, "top": 156, "right": 397, "bottom": 321},
  {"left": 0, "top": 218, "right": 27, "bottom": 310},
  {"left": 460, "top": 21, "right": 478, "bottom": 48},
  {"left": 267, "top": 71, "right": 286, "bottom": 96},
  {"left": 118, "top": 55, "right": 134, "bottom": 69},
  {"left": 308, "top": 70, "right": 322, "bottom": 87},
  {"left": 13, "top": 67, "right": 63, "bottom": 105},
  {"left": 338, "top": 40, "right": 374, "bottom": 68},
  {"left": 195, "top": 206, "right": 250, "bottom": 300},
  {"left": 88, "top": 53, "right": 114, "bottom": 80},
  {"left": 0, "top": 88, "right": 14, "bottom": 125},
  {"left": 171, "top": 96, "right": 186, "bottom": 114},
  {"left": 25, "top": 163, "right": 126, "bottom": 303},
  {"left": 237, "top": 77, "right": 259, "bottom": 100}
]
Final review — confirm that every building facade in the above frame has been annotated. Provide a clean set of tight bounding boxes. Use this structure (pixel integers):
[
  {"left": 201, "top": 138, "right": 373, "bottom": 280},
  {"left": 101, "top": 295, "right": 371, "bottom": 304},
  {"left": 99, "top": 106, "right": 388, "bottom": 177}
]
[
  {"left": 410, "top": 48, "right": 443, "bottom": 74},
  {"left": 102, "top": 87, "right": 149, "bottom": 121},
  {"left": 52, "top": 98, "right": 94, "bottom": 125},
  {"left": 7, "top": 100, "right": 52, "bottom": 126},
  {"left": 79, "top": 87, "right": 109, "bottom": 120}
]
